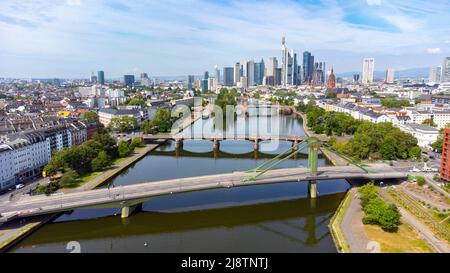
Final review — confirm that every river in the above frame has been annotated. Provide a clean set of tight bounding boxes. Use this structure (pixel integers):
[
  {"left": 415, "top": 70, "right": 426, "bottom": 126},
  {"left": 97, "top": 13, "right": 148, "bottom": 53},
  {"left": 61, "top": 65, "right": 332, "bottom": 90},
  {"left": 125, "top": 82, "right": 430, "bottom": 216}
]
[{"left": 10, "top": 108, "right": 350, "bottom": 253}]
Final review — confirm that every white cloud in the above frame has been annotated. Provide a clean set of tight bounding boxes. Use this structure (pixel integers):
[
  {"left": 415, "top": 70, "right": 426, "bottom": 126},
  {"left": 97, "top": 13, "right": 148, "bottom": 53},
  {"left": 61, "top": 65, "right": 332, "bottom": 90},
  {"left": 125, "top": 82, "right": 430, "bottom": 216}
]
[
  {"left": 366, "top": 0, "right": 382, "bottom": 6},
  {"left": 66, "top": 0, "right": 81, "bottom": 6},
  {"left": 426, "top": 48, "right": 441, "bottom": 54}
]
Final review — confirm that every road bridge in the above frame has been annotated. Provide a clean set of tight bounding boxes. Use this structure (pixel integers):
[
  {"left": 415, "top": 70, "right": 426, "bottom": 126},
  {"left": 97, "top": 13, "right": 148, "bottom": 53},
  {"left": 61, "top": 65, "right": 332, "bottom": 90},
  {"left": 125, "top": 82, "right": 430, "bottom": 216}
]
[{"left": 0, "top": 164, "right": 407, "bottom": 223}]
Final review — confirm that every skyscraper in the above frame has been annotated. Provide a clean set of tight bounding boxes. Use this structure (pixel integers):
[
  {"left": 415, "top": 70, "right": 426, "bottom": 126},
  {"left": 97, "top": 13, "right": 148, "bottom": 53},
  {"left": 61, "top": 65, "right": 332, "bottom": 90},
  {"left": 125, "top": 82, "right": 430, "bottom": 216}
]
[
  {"left": 215, "top": 65, "right": 221, "bottom": 84},
  {"left": 303, "top": 51, "right": 314, "bottom": 83},
  {"left": 123, "top": 75, "right": 135, "bottom": 87},
  {"left": 385, "top": 68, "right": 395, "bottom": 84},
  {"left": 187, "top": 75, "right": 195, "bottom": 89},
  {"left": 246, "top": 60, "right": 255, "bottom": 86},
  {"left": 442, "top": 57, "right": 450, "bottom": 83},
  {"left": 275, "top": 68, "right": 282, "bottom": 86},
  {"left": 254, "top": 59, "right": 265, "bottom": 86},
  {"left": 281, "top": 37, "right": 294, "bottom": 87},
  {"left": 97, "top": 71, "right": 105, "bottom": 85},
  {"left": 362, "top": 58, "right": 375, "bottom": 84},
  {"left": 429, "top": 66, "right": 442, "bottom": 84},
  {"left": 90, "top": 72, "right": 97, "bottom": 84},
  {"left": 234, "top": 62, "right": 240, "bottom": 85},
  {"left": 223, "top": 67, "right": 234, "bottom": 87}
]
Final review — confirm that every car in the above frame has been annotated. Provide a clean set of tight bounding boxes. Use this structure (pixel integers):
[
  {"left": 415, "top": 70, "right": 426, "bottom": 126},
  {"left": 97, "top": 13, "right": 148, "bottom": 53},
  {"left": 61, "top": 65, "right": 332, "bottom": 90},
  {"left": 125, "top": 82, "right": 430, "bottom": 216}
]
[
  {"left": 410, "top": 167, "right": 421, "bottom": 172},
  {"left": 15, "top": 184, "right": 25, "bottom": 190}
]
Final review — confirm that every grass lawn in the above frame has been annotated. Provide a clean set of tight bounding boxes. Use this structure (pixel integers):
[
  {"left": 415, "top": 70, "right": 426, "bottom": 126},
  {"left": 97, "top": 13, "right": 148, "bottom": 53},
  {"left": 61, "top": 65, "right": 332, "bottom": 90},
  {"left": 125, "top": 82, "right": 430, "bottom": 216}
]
[{"left": 364, "top": 223, "right": 433, "bottom": 253}]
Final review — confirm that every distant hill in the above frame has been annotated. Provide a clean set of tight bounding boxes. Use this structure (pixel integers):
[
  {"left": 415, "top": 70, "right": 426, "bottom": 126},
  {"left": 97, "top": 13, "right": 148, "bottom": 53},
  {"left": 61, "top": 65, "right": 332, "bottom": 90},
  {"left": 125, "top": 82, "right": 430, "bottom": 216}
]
[{"left": 337, "top": 67, "right": 429, "bottom": 79}]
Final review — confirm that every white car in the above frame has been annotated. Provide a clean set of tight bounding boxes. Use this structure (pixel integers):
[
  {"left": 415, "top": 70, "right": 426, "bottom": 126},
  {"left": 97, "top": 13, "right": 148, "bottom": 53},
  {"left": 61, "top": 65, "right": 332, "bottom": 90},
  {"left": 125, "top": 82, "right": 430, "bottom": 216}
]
[
  {"left": 410, "top": 167, "right": 421, "bottom": 172},
  {"left": 15, "top": 184, "right": 25, "bottom": 190}
]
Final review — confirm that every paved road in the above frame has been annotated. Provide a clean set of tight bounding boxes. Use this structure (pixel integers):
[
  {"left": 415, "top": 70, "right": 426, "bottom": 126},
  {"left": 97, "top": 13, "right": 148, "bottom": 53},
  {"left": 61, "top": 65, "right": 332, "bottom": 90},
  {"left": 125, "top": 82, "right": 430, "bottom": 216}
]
[{"left": 0, "top": 164, "right": 407, "bottom": 221}]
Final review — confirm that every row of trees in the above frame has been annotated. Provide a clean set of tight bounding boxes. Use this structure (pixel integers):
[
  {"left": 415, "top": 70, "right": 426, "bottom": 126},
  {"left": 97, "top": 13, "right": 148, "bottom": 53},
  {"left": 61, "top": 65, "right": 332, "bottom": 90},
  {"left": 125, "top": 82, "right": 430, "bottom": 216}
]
[
  {"left": 215, "top": 88, "right": 238, "bottom": 110},
  {"left": 358, "top": 183, "right": 401, "bottom": 232},
  {"left": 40, "top": 133, "right": 142, "bottom": 194},
  {"left": 380, "top": 99, "right": 411, "bottom": 108},
  {"left": 141, "top": 108, "right": 175, "bottom": 134},
  {"left": 299, "top": 101, "right": 421, "bottom": 160}
]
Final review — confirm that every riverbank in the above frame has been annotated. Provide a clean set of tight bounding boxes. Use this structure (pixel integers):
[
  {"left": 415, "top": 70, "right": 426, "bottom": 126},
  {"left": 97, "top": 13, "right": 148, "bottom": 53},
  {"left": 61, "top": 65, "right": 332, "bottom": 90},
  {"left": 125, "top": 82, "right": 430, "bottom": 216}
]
[
  {"left": 0, "top": 112, "right": 203, "bottom": 252},
  {"left": 0, "top": 142, "right": 164, "bottom": 252}
]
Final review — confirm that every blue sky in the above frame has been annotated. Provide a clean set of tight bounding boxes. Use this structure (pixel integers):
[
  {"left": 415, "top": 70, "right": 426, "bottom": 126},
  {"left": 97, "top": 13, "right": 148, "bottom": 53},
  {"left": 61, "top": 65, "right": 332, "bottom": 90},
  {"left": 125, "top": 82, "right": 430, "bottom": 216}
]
[{"left": 0, "top": 0, "right": 449, "bottom": 78}]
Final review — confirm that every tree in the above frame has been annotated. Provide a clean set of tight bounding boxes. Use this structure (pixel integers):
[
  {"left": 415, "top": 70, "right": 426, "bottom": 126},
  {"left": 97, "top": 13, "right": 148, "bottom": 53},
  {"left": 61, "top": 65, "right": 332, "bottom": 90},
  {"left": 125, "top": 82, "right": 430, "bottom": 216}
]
[
  {"left": 422, "top": 119, "right": 437, "bottom": 127},
  {"left": 108, "top": 116, "right": 138, "bottom": 133},
  {"left": 58, "top": 169, "right": 79, "bottom": 188},
  {"left": 358, "top": 182, "right": 379, "bottom": 208},
  {"left": 118, "top": 140, "right": 133, "bottom": 157},
  {"left": 432, "top": 137, "right": 443, "bottom": 153},
  {"left": 409, "top": 146, "right": 422, "bottom": 159},
  {"left": 82, "top": 111, "right": 98, "bottom": 123},
  {"left": 380, "top": 136, "right": 397, "bottom": 160},
  {"left": 91, "top": 151, "right": 111, "bottom": 171},
  {"left": 416, "top": 176, "right": 426, "bottom": 186},
  {"left": 142, "top": 108, "right": 174, "bottom": 133},
  {"left": 131, "top": 137, "right": 143, "bottom": 148}
]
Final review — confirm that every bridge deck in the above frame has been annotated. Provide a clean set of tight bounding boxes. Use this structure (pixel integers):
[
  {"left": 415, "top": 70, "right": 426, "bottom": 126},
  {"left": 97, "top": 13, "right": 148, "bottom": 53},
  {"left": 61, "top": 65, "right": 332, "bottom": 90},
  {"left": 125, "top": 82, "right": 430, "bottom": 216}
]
[
  {"left": 142, "top": 133, "right": 305, "bottom": 141},
  {"left": 0, "top": 164, "right": 406, "bottom": 221}
]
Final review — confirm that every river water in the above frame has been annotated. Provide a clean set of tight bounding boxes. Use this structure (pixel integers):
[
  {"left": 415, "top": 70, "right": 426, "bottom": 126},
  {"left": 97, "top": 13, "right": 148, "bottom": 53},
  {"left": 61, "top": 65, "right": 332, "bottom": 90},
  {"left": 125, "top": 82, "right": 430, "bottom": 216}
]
[{"left": 11, "top": 109, "right": 350, "bottom": 253}]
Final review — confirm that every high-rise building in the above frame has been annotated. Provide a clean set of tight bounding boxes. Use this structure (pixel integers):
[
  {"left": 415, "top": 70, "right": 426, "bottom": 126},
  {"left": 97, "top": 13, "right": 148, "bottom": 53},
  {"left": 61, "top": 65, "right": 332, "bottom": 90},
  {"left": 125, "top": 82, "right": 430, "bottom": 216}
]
[
  {"left": 442, "top": 57, "right": 450, "bottom": 83},
  {"left": 266, "top": 57, "right": 278, "bottom": 86},
  {"left": 353, "top": 74, "right": 360, "bottom": 83},
  {"left": 385, "top": 68, "right": 395, "bottom": 84},
  {"left": 275, "top": 68, "right": 282, "bottom": 86},
  {"left": 90, "top": 72, "right": 97, "bottom": 84},
  {"left": 97, "top": 71, "right": 105, "bottom": 85},
  {"left": 201, "top": 79, "right": 208, "bottom": 92},
  {"left": 215, "top": 65, "right": 221, "bottom": 84},
  {"left": 246, "top": 60, "right": 255, "bottom": 86},
  {"left": 429, "top": 66, "right": 442, "bottom": 84},
  {"left": 362, "top": 58, "right": 375, "bottom": 84},
  {"left": 204, "top": 71, "right": 209, "bottom": 80},
  {"left": 240, "top": 76, "right": 248, "bottom": 89},
  {"left": 303, "top": 51, "right": 314, "bottom": 83},
  {"left": 223, "top": 67, "right": 234, "bottom": 87},
  {"left": 440, "top": 128, "right": 450, "bottom": 181},
  {"left": 281, "top": 37, "right": 295, "bottom": 87},
  {"left": 254, "top": 59, "right": 265, "bottom": 86},
  {"left": 123, "top": 75, "right": 135, "bottom": 87},
  {"left": 234, "top": 63, "right": 240, "bottom": 85},
  {"left": 291, "top": 51, "right": 298, "bottom": 85},
  {"left": 187, "top": 75, "right": 195, "bottom": 89}
]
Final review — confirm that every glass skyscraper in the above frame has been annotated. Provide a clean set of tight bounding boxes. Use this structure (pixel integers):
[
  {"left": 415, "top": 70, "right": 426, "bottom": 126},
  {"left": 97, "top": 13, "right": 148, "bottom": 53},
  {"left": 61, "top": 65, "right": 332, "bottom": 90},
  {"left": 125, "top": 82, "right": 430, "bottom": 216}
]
[
  {"left": 97, "top": 71, "right": 105, "bottom": 85},
  {"left": 254, "top": 59, "right": 265, "bottom": 86}
]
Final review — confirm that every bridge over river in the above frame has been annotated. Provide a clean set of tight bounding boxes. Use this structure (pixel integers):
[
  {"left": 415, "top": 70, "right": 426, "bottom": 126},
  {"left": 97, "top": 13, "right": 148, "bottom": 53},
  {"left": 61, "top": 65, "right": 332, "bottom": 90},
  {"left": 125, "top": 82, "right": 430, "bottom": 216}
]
[{"left": 0, "top": 164, "right": 406, "bottom": 223}]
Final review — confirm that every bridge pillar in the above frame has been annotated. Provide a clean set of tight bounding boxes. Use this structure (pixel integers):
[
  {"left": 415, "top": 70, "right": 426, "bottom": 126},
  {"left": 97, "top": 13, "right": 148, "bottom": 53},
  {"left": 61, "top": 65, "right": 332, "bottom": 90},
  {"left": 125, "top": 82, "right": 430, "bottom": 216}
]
[
  {"left": 292, "top": 139, "right": 299, "bottom": 151},
  {"left": 253, "top": 139, "right": 260, "bottom": 151},
  {"left": 308, "top": 180, "right": 318, "bottom": 199},
  {"left": 175, "top": 138, "right": 183, "bottom": 149},
  {"left": 213, "top": 139, "right": 220, "bottom": 150},
  {"left": 308, "top": 140, "right": 319, "bottom": 173},
  {"left": 121, "top": 203, "right": 142, "bottom": 218}
]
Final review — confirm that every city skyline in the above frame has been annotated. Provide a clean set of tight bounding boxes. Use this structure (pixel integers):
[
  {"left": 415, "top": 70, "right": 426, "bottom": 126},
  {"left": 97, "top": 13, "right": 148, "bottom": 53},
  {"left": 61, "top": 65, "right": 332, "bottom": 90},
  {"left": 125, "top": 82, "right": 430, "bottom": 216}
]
[{"left": 1, "top": 0, "right": 450, "bottom": 78}]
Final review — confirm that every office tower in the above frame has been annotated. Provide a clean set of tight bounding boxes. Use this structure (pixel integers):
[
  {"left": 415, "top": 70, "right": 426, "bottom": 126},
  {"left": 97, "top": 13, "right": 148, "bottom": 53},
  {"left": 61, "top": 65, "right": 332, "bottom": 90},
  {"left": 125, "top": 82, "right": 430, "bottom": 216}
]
[
  {"left": 353, "top": 74, "right": 360, "bottom": 83},
  {"left": 204, "top": 71, "right": 209, "bottom": 80},
  {"left": 362, "top": 58, "right": 375, "bottom": 84},
  {"left": 327, "top": 68, "right": 336, "bottom": 89},
  {"left": 97, "top": 71, "right": 105, "bottom": 85},
  {"left": 140, "top": 73, "right": 148, "bottom": 80},
  {"left": 234, "top": 62, "right": 240, "bottom": 85},
  {"left": 322, "top": 62, "right": 326, "bottom": 84},
  {"left": 442, "top": 57, "right": 450, "bottom": 83},
  {"left": 385, "top": 68, "right": 395, "bottom": 84},
  {"left": 429, "top": 66, "right": 442, "bottom": 84},
  {"left": 187, "top": 75, "right": 195, "bottom": 89},
  {"left": 297, "top": 66, "right": 302, "bottom": 84},
  {"left": 201, "top": 79, "right": 208, "bottom": 92},
  {"left": 303, "top": 51, "right": 314, "bottom": 83},
  {"left": 254, "top": 59, "right": 265, "bottom": 86},
  {"left": 208, "top": 77, "right": 217, "bottom": 91},
  {"left": 123, "top": 75, "right": 135, "bottom": 87},
  {"left": 223, "top": 67, "right": 234, "bottom": 87},
  {"left": 246, "top": 60, "right": 255, "bottom": 86},
  {"left": 291, "top": 51, "right": 298, "bottom": 85},
  {"left": 275, "top": 68, "right": 282, "bottom": 86},
  {"left": 90, "top": 72, "right": 97, "bottom": 84},
  {"left": 281, "top": 37, "right": 294, "bottom": 86},
  {"left": 240, "top": 76, "right": 248, "bottom": 89},
  {"left": 215, "top": 65, "right": 221, "bottom": 84}
]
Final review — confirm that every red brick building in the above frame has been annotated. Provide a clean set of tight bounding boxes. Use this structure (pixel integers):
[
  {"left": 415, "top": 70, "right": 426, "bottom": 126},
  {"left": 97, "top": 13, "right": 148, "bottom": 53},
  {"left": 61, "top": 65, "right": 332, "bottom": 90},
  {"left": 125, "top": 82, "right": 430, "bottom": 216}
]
[{"left": 440, "top": 128, "right": 450, "bottom": 181}]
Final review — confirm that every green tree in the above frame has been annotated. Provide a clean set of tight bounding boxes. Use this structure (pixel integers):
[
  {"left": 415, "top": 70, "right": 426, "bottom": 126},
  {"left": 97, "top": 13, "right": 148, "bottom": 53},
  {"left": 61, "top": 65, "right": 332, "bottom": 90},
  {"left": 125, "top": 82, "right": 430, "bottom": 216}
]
[
  {"left": 358, "top": 182, "right": 379, "bottom": 208},
  {"left": 380, "top": 136, "right": 397, "bottom": 160},
  {"left": 142, "top": 108, "right": 174, "bottom": 133},
  {"left": 422, "top": 119, "right": 437, "bottom": 127},
  {"left": 82, "top": 111, "right": 98, "bottom": 123},
  {"left": 108, "top": 116, "right": 138, "bottom": 133},
  {"left": 58, "top": 169, "right": 79, "bottom": 188},
  {"left": 131, "top": 137, "right": 143, "bottom": 148},
  {"left": 91, "top": 151, "right": 111, "bottom": 171},
  {"left": 409, "top": 146, "right": 422, "bottom": 159},
  {"left": 118, "top": 140, "right": 133, "bottom": 157}
]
